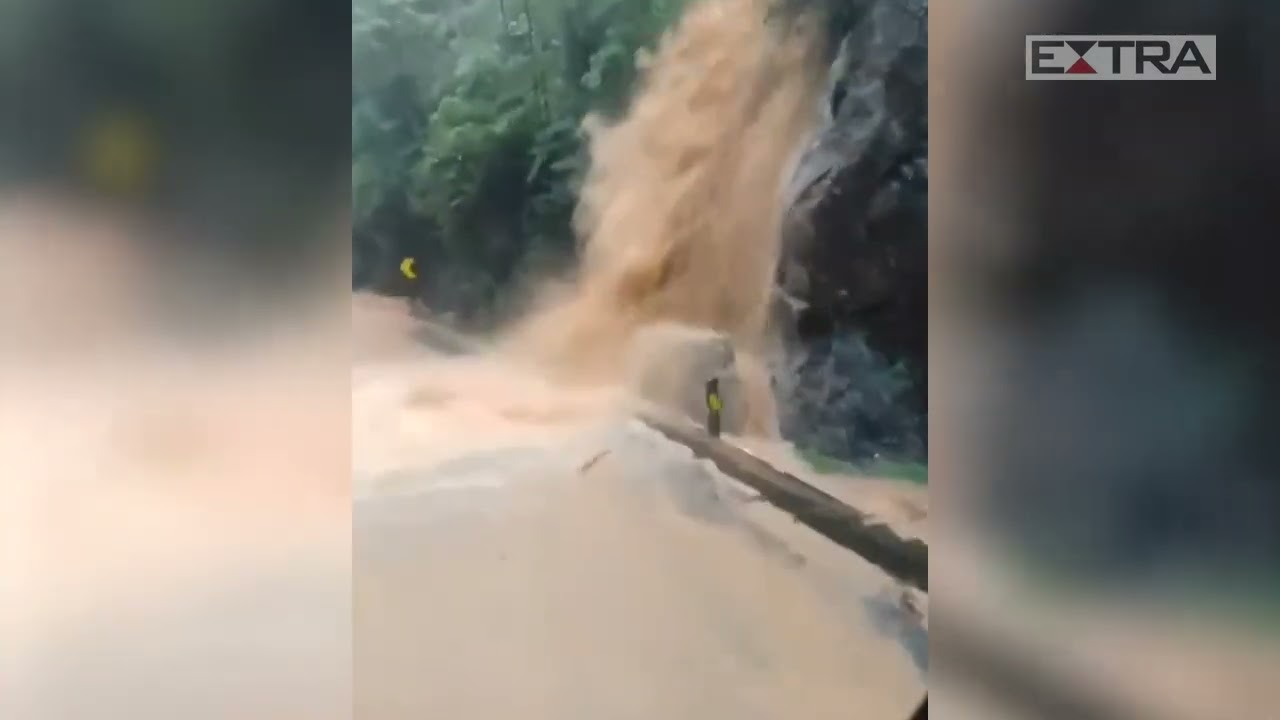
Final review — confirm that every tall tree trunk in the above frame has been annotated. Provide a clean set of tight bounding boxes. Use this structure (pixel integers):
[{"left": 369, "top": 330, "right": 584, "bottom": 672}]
[{"left": 521, "top": 0, "right": 551, "bottom": 120}]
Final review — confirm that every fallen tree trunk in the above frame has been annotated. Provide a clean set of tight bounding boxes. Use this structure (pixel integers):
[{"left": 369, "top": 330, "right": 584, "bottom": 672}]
[{"left": 640, "top": 413, "right": 928, "bottom": 591}]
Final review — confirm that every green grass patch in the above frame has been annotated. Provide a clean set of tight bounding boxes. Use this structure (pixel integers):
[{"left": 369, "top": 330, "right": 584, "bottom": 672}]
[
  {"left": 796, "top": 447, "right": 927, "bottom": 485},
  {"left": 866, "top": 458, "right": 928, "bottom": 485}
]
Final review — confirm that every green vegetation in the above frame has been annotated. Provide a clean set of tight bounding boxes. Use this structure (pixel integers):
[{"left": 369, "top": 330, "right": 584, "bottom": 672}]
[
  {"left": 867, "top": 458, "right": 928, "bottom": 485},
  {"left": 352, "top": 0, "right": 691, "bottom": 317},
  {"left": 797, "top": 446, "right": 928, "bottom": 485}
]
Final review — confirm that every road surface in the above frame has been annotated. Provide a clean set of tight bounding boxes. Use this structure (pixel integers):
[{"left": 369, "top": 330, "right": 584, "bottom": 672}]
[{"left": 352, "top": 325, "right": 927, "bottom": 719}]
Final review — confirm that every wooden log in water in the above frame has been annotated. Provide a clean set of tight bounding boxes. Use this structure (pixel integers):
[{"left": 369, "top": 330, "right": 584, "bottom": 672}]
[{"left": 640, "top": 413, "right": 928, "bottom": 591}]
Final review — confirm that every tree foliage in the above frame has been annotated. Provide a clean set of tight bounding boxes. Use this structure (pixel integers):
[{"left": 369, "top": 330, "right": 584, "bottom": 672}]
[{"left": 352, "top": 0, "right": 688, "bottom": 321}]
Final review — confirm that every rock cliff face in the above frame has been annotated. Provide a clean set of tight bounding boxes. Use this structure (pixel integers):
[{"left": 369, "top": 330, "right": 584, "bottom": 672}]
[{"left": 774, "top": 0, "right": 927, "bottom": 462}]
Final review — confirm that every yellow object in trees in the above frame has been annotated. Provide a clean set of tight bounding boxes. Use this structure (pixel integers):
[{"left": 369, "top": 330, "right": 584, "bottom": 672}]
[{"left": 400, "top": 257, "right": 417, "bottom": 280}]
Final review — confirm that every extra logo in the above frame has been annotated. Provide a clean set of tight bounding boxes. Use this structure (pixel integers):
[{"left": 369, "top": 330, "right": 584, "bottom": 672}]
[{"left": 1027, "top": 35, "right": 1216, "bottom": 80}]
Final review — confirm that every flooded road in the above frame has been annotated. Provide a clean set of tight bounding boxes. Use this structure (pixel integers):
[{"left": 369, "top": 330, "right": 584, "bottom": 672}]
[{"left": 352, "top": 337, "right": 926, "bottom": 719}]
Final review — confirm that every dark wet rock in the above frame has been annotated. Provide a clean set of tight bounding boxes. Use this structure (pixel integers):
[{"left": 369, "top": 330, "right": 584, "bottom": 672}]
[
  {"left": 774, "top": 0, "right": 927, "bottom": 462},
  {"left": 778, "top": 0, "right": 931, "bottom": 340},
  {"left": 775, "top": 332, "right": 924, "bottom": 462},
  {"left": 781, "top": 0, "right": 926, "bottom": 361}
]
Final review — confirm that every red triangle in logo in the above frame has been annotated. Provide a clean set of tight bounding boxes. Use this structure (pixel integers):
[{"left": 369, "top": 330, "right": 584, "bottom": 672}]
[{"left": 1066, "top": 57, "right": 1096, "bottom": 74}]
